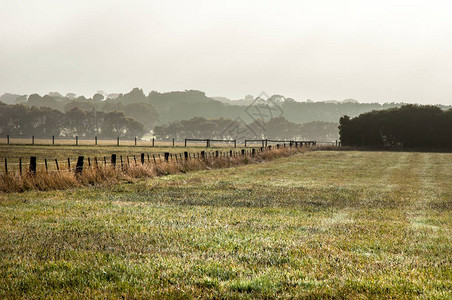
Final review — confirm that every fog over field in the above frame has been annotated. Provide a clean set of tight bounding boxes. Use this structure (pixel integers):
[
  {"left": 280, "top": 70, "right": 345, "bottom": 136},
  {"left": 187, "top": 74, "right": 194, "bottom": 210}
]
[
  {"left": 1, "top": 2, "right": 452, "bottom": 298},
  {"left": 1, "top": 0, "right": 452, "bottom": 105}
]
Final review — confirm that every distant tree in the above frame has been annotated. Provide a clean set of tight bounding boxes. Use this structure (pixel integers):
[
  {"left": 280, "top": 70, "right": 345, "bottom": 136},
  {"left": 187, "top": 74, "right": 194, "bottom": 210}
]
[
  {"left": 0, "top": 93, "right": 24, "bottom": 104},
  {"left": 122, "top": 102, "right": 159, "bottom": 131},
  {"left": 102, "top": 111, "right": 144, "bottom": 138},
  {"left": 64, "top": 99, "right": 96, "bottom": 113},
  {"left": 113, "top": 88, "right": 147, "bottom": 105},
  {"left": 48, "top": 92, "right": 64, "bottom": 99},
  {"left": 27, "top": 94, "right": 64, "bottom": 111},
  {"left": 66, "top": 107, "right": 88, "bottom": 136},
  {"left": 15, "top": 95, "right": 28, "bottom": 103},
  {"left": 93, "top": 93, "right": 105, "bottom": 102},
  {"left": 65, "top": 93, "right": 77, "bottom": 100}
]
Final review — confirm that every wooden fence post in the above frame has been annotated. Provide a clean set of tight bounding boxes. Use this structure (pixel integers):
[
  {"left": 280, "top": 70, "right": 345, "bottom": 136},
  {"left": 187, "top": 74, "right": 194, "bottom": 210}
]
[
  {"left": 241, "top": 149, "right": 245, "bottom": 156},
  {"left": 32, "top": 136, "right": 34, "bottom": 145},
  {"left": 117, "top": 137, "right": 119, "bottom": 146},
  {"left": 215, "top": 151, "right": 219, "bottom": 158},
  {"left": 68, "top": 158, "right": 71, "bottom": 171},
  {"left": 172, "top": 138, "right": 175, "bottom": 147},
  {"left": 152, "top": 138, "right": 155, "bottom": 147},
  {"left": 135, "top": 137, "right": 137, "bottom": 146},
  {"left": 164, "top": 152, "right": 169, "bottom": 162},
  {"left": 88, "top": 157, "right": 91, "bottom": 167},
  {"left": 44, "top": 159, "right": 48, "bottom": 171},
  {"left": 185, "top": 139, "right": 187, "bottom": 147},
  {"left": 184, "top": 151, "right": 188, "bottom": 160},
  {"left": 206, "top": 139, "right": 210, "bottom": 148},
  {"left": 111, "top": 154, "right": 116, "bottom": 168},
  {"left": 52, "top": 135, "right": 55, "bottom": 145},
  {"left": 120, "top": 156, "right": 124, "bottom": 170},
  {"left": 234, "top": 140, "right": 237, "bottom": 148},
  {"left": 95, "top": 136, "right": 98, "bottom": 145},
  {"left": 141, "top": 153, "right": 145, "bottom": 165},
  {"left": 29, "top": 157, "right": 37, "bottom": 175},
  {"left": 201, "top": 151, "right": 205, "bottom": 159},
  {"left": 4, "top": 158, "right": 7, "bottom": 174},
  {"left": 153, "top": 155, "right": 156, "bottom": 164},
  {"left": 19, "top": 158, "right": 22, "bottom": 175},
  {"left": 75, "top": 156, "right": 84, "bottom": 174},
  {"left": 252, "top": 148, "right": 256, "bottom": 157},
  {"left": 55, "top": 159, "right": 59, "bottom": 171},
  {"left": 7, "top": 135, "right": 9, "bottom": 144},
  {"left": 76, "top": 136, "right": 78, "bottom": 146}
]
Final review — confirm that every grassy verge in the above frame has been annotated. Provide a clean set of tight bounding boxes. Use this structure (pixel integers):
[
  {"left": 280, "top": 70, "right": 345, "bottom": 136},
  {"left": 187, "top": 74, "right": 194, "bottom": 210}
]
[
  {"left": 0, "top": 151, "right": 451, "bottom": 298},
  {"left": 0, "top": 147, "right": 303, "bottom": 192}
]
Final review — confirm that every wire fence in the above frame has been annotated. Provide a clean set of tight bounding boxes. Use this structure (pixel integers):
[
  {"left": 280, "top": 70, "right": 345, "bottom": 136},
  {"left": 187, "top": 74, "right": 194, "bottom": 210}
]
[
  {"left": 0, "top": 135, "right": 340, "bottom": 148},
  {"left": 0, "top": 142, "right": 313, "bottom": 175},
  {"left": 0, "top": 135, "right": 181, "bottom": 147}
]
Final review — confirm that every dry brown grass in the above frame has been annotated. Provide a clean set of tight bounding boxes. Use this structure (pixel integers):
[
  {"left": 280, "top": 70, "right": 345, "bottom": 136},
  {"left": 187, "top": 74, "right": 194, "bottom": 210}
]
[{"left": 0, "top": 146, "right": 307, "bottom": 193}]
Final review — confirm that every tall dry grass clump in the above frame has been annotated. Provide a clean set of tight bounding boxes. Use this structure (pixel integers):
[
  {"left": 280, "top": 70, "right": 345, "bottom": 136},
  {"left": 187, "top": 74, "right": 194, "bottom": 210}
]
[{"left": 0, "top": 146, "right": 308, "bottom": 193}]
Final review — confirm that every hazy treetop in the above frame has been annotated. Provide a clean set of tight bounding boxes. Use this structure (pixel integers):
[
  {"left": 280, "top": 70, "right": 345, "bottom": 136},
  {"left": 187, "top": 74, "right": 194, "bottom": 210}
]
[{"left": 1, "top": 0, "right": 451, "bottom": 105}]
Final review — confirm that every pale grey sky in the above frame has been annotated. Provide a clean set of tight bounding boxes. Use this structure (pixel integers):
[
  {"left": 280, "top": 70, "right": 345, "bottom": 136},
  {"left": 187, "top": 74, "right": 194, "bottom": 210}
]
[{"left": 1, "top": 0, "right": 452, "bottom": 104}]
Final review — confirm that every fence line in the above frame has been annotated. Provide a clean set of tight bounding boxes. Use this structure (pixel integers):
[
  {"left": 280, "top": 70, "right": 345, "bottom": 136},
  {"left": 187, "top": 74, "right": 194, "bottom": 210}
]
[
  {"left": 0, "top": 136, "right": 183, "bottom": 147},
  {"left": 244, "top": 139, "right": 317, "bottom": 147},
  {"left": 1, "top": 135, "right": 338, "bottom": 148},
  {"left": 0, "top": 142, "right": 312, "bottom": 175},
  {"left": 184, "top": 138, "right": 237, "bottom": 148}
]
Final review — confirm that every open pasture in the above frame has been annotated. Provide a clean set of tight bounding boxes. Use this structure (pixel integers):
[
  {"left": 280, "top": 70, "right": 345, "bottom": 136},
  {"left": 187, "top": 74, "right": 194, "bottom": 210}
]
[{"left": 0, "top": 151, "right": 451, "bottom": 298}]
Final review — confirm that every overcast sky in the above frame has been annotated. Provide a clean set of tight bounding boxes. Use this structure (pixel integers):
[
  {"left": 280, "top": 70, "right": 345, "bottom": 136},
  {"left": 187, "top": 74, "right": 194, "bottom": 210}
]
[{"left": 1, "top": 0, "right": 452, "bottom": 104}]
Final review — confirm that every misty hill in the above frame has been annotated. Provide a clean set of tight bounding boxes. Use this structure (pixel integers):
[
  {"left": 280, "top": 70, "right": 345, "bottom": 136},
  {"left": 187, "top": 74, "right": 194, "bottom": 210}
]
[
  {"left": 2, "top": 89, "right": 451, "bottom": 131},
  {"left": 0, "top": 93, "right": 27, "bottom": 104}
]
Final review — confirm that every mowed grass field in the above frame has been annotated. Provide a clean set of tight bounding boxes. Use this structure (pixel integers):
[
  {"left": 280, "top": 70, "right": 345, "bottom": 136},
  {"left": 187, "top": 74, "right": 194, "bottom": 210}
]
[{"left": 0, "top": 151, "right": 451, "bottom": 298}]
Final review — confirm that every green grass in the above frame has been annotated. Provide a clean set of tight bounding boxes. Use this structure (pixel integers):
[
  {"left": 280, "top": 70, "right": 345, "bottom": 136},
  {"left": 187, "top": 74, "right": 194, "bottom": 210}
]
[{"left": 0, "top": 151, "right": 451, "bottom": 298}]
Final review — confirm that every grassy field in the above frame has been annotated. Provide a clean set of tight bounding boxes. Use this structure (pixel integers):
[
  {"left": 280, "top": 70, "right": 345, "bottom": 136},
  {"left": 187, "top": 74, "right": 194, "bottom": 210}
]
[{"left": 0, "top": 151, "right": 451, "bottom": 298}]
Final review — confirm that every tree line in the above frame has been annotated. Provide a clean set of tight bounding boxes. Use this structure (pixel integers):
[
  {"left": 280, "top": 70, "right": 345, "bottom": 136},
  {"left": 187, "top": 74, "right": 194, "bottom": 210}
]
[
  {"left": 339, "top": 105, "right": 452, "bottom": 148},
  {"left": 0, "top": 103, "right": 144, "bottom": 139},
  {"left": 3, "top": 88, "right": 445, "bottom": 129},
  {"left": 154, "top": 117, "right": 339, "bottom": 141},
  {"left": 2, "top": 88, "right": 451, "bottom": 142}
]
